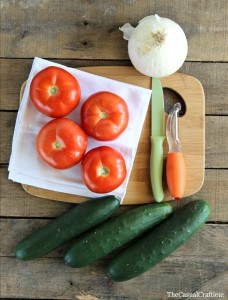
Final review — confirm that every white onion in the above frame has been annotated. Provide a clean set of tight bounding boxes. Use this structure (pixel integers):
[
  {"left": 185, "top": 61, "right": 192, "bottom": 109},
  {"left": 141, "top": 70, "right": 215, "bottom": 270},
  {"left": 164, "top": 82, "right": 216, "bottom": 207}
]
[{"left": 120, "top": 14, "right": 188, "bottom": 78}]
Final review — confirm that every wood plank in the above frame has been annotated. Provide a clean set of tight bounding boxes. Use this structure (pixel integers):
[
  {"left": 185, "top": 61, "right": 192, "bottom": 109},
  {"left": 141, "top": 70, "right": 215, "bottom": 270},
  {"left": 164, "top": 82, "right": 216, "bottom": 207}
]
[
  {"left": 0, "top": 167, "right": 72, "bottom": 218},
  {"left": 205, "top": 117, "right": 228, "bottom": 168},
  {"left": 1, "top": 257, "right": 226, "bottom": 300},
  {"left": 180, "top": 62, "right": 228, "bottom": 116},
  {"left": 1, "top": 111, "right": 227, "bottom": 168},
  {"left": 0, "top": 218, "right": 67, "bottom": 258},
  {"left": 1, "top": 219, "right": 227, "bottom": 259},
  {"left": 1, "top": 168, "right": 227, "bottom": 222},
  {"left": 0, "top": 0, "right": 227, "bottom": 61},
  {"left": 1, "top": 239, "right": 227, "bottom": 299},
  {"left": 0, "top": 111, "right": 15, "bottom": 164},
  {"left": 1, "top": 59, "right": 227, "bottom": 115}
]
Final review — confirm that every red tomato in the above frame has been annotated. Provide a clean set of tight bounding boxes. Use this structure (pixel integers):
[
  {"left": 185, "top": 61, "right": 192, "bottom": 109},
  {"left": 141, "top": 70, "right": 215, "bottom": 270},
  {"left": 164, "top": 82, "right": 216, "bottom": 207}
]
[
  {"left": 81, "top": 91, "right": 129, "bottom": 141},
  {"left": 30, "top": 66, "right": 81, "bottom": 118},
  {"left": 36, "top": 118, "right": 87, "bottom": 169},
  {"left": 81, "top": 146, "right": 127, "bottom": 193}
]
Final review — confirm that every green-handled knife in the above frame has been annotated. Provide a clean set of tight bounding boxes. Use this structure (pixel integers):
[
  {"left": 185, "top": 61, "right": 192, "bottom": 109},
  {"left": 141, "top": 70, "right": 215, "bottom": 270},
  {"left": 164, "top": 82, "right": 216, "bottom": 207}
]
[{"left": 151, "top": 77, "right": 165, "bottom": 202}]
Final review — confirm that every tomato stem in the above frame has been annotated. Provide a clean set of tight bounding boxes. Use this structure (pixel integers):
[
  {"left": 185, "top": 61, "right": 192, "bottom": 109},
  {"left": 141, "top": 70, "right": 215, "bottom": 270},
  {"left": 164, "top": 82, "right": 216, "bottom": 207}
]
[
  {"left": 49, "top": 86, "right": 59, "bottom": 95},
  {"left": 54, "top": 140, "right": 62, "bottom": 149},
  {"left": 100, "top": 112, "right": 108, "bottom": 119},
  {"left": 98, "top": 166, "right": 110, "bottom": 177}
]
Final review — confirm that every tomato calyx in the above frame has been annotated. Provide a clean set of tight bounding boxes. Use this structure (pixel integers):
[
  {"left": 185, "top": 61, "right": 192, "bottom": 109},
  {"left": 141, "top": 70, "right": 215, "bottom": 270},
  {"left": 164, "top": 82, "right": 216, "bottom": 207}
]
[
  {"left": 48, "top": 86, "right": 59, "bottom": 96},
  {"left": 53, "top": 140, "right": 63, "bottom": 150},
  {"left": 100, "top": 111, "right": 108, "bottom": 119},
  {"left": 98, "top": 166, "right": 110, "bottom": 177}
]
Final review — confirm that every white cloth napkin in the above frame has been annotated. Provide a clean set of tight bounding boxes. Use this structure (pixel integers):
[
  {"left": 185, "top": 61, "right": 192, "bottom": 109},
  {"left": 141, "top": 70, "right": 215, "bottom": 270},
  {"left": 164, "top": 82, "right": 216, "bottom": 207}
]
[{"left": 8, "top": 57, "right": 151, "bottom": 201}]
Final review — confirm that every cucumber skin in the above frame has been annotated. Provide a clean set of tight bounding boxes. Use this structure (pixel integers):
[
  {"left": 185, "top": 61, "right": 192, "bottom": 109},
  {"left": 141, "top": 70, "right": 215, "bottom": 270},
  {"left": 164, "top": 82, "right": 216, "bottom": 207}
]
[
  {"left": 15, "top": 196, "right": 120, "bottom": 261},
  {"left": 108, "top": 200, "right": 210, "bottom": 282},
  {"left": 64, "top": 203, "right": 173, "bottom": 267}
]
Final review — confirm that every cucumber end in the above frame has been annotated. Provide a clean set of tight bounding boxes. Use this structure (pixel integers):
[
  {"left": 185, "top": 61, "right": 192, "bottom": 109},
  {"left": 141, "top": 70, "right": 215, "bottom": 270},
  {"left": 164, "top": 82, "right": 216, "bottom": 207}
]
[
  {"left": 194, "top": 199, "right": 211, "bottom": 220},
  {"left": 64, "top": 251, "right": 83, "bottom": 268},
  {"left": 64, "top": 252, "right": 75, "bottom": 267},
  {"left": 108, "top": 266, "right": 136, "bottom": 282},
  {"left": 163, "top": 202, "right": 173, "bottom": 216},
  {"left": 15, "top": 247, "right": 29, "bottom": 261},
  {"left": 108, "top": 269, "right": 125, "bottom": 282}
]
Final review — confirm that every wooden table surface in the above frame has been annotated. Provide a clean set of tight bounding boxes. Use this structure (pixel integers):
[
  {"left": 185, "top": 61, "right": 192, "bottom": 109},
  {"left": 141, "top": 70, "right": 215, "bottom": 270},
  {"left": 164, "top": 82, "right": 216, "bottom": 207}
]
[{"left": 0, "top": 1, "right": 227, "bottom": 299}]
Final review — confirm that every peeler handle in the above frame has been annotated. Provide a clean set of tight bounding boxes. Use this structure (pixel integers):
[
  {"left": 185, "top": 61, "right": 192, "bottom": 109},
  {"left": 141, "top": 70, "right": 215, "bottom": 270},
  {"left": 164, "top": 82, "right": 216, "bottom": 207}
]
[{"left": 166, "top": 152, "right": 186, "bottom": 200}]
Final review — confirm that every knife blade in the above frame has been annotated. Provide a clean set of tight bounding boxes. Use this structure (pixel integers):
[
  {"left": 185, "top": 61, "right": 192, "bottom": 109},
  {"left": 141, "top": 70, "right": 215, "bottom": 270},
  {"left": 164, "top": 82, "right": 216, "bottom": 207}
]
[{"left": 150, "top": 77, "right": 165, "bottom": 202}]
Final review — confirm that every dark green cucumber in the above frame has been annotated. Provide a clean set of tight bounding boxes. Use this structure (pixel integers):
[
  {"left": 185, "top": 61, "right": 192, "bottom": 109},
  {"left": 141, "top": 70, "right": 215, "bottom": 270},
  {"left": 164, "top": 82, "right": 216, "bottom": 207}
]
[
  {"left": 108, "top": 200, "right": 210, "bottom": 282},
  {"left": 15, "top": 196, "right": 119, "bottom": 260},
  {"left": 64, "top": 202, "right": 173, "bottom": 267}
]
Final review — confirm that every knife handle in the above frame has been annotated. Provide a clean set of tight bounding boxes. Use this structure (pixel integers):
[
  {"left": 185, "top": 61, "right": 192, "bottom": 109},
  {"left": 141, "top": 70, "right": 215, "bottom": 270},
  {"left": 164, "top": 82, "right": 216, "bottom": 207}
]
[
  {"left": 166, "top": 152, "right": 186, "bottom": 200},
  {"left": 150, "top": 136, "right": 165, "bottom": 202}
]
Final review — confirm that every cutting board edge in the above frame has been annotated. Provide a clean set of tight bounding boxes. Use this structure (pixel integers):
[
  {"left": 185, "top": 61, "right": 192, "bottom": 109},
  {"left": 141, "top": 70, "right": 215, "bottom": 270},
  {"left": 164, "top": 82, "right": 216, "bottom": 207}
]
[{"left": 21, "top": 180, "right": 205, "bottom": 204}]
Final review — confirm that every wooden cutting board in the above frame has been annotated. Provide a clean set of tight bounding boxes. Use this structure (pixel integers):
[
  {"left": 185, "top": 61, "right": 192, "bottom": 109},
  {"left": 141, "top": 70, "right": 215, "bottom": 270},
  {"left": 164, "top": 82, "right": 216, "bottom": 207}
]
[{"left": 20, "top": 66, "right": 205, "bottom": 205}]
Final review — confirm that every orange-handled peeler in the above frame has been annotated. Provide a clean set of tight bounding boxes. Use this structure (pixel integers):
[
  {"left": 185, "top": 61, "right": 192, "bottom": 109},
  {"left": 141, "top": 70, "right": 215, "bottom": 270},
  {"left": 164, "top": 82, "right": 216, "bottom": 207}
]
[{"left": 166, "top": 103, "right": 186, "bottom": 200}]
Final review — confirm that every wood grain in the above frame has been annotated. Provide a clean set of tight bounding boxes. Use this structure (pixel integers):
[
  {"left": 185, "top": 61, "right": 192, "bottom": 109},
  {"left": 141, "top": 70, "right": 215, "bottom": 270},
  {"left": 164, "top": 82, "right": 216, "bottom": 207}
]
[
  {"left": 0, "top": 0, "right": 227, "bottom": 61},
  {"left": 1, "top": 255, "right": 227, "bottom": 299},
  {"left": 1, "top": 59, "right": 227, "bottom": 115},
  {"left": 1, "top": 168, "right": 227, "bottom": 221},
  {"left": 206, "top": 117, "right": 228, "bottom": 167}
]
